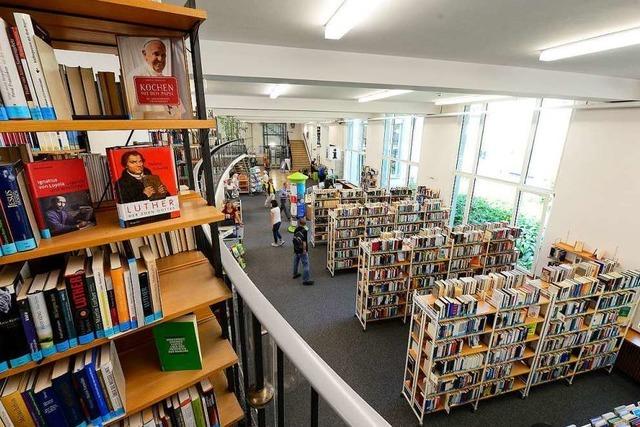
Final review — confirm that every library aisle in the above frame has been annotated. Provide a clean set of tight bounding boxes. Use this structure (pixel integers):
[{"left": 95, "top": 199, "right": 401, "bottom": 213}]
[{"left": 239, "top": 191, "right": 640, "bottom": 427}]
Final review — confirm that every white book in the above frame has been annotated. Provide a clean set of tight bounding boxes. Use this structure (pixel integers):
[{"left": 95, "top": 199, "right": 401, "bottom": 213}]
[
  {"left": 27, "top": 273, "right": 55, "bottom": 354},
  {"left": 140, "top": 245, "right": 162, "bottom": 319},
  {"left": 178, "top": 389, "right": 196, "bottom": 427},
  {"left": 92, "top": 249, "right": 114, "bottom": 336},
  {"left": 0, "top": 18, "right": 29, "bottom": 119},
  {"left": 154, "top": 234, "right": 166, "bottom": 258},
  {"left": 185, "top": 227, "right": 196, "bottom": 251},
  {"left": 98, "top": 343, "right": 125, "bottom": 415},
  {"left": 122, "top": 263, "right": 138, "bottom": 329},
  {"left": 125, "top": 254, "right": 145, "bottom": 327}
]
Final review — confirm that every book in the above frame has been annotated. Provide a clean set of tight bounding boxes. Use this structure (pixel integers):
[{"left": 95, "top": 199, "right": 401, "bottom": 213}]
[
  {"left": 21, "top": 370, "right": 46, "bottom": 427},
  {"left": 64, "top": 67, "right": 88, "bottom": 117},
  {"left": 27, "top": 273, "right": 56, "bottom": 358},
  {"left": 140, "top": 245, "right": 162, "bottom": 320},
  {"left": 109, "top": 253, "right": 130, "bottom": 331},
  {"left": 83, "top": 349, "right": 110, "bottom": 422},
  {"left": 0, "top": 162, "right": 37, "bottom": 251},
  {"left": 188, "top": 385, "right": 206, "bottom": 427},
  {"left": 95, "top": 72, "right": 111, "bottom": 115},
  {"left": 91, "top": 249, "right": 114, "bottom": 337},
  {"left": 122, "top": 240, "right": 143, "bottom": 328},
  {"left": 198, "top": 378, "right": 221, "bottom": 427},
  {"left": 79, "top": 68, "right": 101, "bottom": 116},
  {"left": 97, "top": 343, "right": 125, "bottom": 419},
  {"left": 25, "top": 159, "right": 96, "bottom": 238},
  {"left": 0, "top": 262, "right": 33, "bottom": 368},
  {"left": 1, "top": 373, "right": 35, "bottom": 427},
  {"left": 56, "top": 280, "right": 78, "bottom": 348},
  {"left": 152, "top": 314, "right": 202, "bottom": 371},
  {"left": 0, "top": 379, "right": 14, "bottom": 427},
  {"left": 51, "top": 358, "right": 87, "bottom": 427},
  {"left": 64, "top": 255, "right": 95, "bottom": 345},
  {"left": 6, "top": 26, "right": 39, "bottom": 119},
  {"left": 106, "top": 146, "right": 180, "bottom": 228},
  {"left": 84, "top": 262, "right": 104, "bottom": 338},
  {"left": 72, "top": 353, "right": 100, "bottom": 425},
  {"left": 33, "top": 365, "right": 68, "bottom": 427},
  {"left": 122, "top": 262, "right": 138, "bottom": 329},
  {"left": 0, "top": 18, "right": 30, "bottom": 119},
  {"left": 42, "top": 270, "right": 70, "bottom": 353},
  {"left": 16, "top": 276, "right": 43, "bottom": 363},
  {"left": 32, "top": 36, "right": 72, "bottom": 123},
  {"left": 117, "top": 36, "right": 192, "bottom": 119},
  {"left": 177, "top": 388, "right": 196, "bottom": 427},
  {"left": 136, "top": 259, "right": 155, "bottom": 325},
  {"left": 103, "top": 260, "right": 120, "bottom": 334}
]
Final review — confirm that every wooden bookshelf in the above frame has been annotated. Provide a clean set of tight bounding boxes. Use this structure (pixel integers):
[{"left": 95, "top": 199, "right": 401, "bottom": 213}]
[
  {"left": 0, "top": 119, "right": 216, "bottom": 132},
  {"left": 0, "top": 195, "right": 223, "bottom": 265},
  {"left": 0, "top": 250, "right": 230, "bottom": 380},
  {"left": 310, "top": 189, "right": 339, "bottom": 247},
  {"left": 118, "top": 317, "right": 237, "bottom": 415},
  {"left": 553, "top": 241, "right": 597, "bottom": 260},
  {"left": 210, "top": 370, "right": 245, "bottom": 427}
]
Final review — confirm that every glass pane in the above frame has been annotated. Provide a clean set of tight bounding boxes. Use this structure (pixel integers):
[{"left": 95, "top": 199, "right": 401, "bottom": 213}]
[
  {"left": 408, "top": 165, "right": 419, "bottom": 189},
  {"left": 362, "top": 122, "right": 368, "bottom": 150},
  {"left": 390, "top": 161, "right": 408, "bottom": 187},
  {"left": 398, "top": 117, "right": 413, "bottom": 161},
  {"left": 410, "top": 117, "right": 424, "bottom": 163},
  {"left": 343, "top": 150, "right": 352, "bottom": 181},
  {"left": 346, "top": 122, "right": 354, "bottom": 150},
  {"left": 451, "top": 176, "right": 470, "bottom": 226},
  {"left": 457, "top": 104, "right": 484, "bottom": 173},
  {"left": 469, "top": 178, "right": 516, "bottom": 224},
  {"left": 526, "top": 103, "right": 572, "bottom": 189},
  {"left": 381, "top": 159, "right": 390, "bottom": 188},
  {"left": 515, "top": 192, "right": 546, "bottom": 271},
  {"left": 352, "top": 120, "right": 363, "bottom": 151},
  {"left": 477, "top": 98, "right": 537, "bottom": 182}
]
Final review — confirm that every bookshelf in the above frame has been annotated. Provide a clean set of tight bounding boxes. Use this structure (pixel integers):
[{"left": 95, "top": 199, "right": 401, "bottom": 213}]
[
  {"left": 327, "top": 204, "right": 365, "bottom": 276},
  {"left": 364, "top": 188, "right": 390, "bottom": 204},
  {"left": 407, "top": 228, "right": 450, "bottom": 305},
  {"left": 355, "top": 235, "right": 411, "bottom": 330},
  {"left": 0, "top": 1, "right": 242, "bottom": 425},
  {"left": 391, "top": 200, "right": 425, "bottom": 236},
  {"left": 310, "top": 188, "right": 339, "bottom": 247},
  {"left": 390, "top": 187, "right": 414, "bottom": 202},
  {"left": 338, "top": 188, "right": 365, "bottom": 204},
  {"left": 363, "top": 202, "right": 395, "bottom": 238}
]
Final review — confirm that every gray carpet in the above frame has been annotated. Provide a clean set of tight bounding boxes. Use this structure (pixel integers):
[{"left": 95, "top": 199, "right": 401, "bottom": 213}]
[{"left": 239, "top": 193, "right": 640, "bottom": 427}]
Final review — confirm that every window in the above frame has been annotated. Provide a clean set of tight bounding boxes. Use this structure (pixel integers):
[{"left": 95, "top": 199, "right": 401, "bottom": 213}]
[
  {"left": 380, "top": 116, "right": 423, "bottom": 188},
  {"left": 343, "top": 120, "right": 367, "bottom": 184},
  {"left": 452, "top": 99, "right": 573, "bottom": 271}
]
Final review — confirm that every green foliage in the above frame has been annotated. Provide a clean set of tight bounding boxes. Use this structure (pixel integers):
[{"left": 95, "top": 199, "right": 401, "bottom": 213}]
[
  {"left": 217, "top": 116, "right": 246, "bottom": 142},
  {"left": 452, "top": 194, "right": 540, "bottom": 270}
]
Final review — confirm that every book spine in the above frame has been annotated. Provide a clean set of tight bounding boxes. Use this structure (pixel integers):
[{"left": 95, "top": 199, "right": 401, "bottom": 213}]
[
  {"left": 0, "top": 96, "right": 8, "bottom": 120},
  {"left": 21, "top": 388, "right": 46, "bottom": 427},
  {"left": 57, "top": 286, "right": 78, "bottom": 348},
  {"left": 0, "top": 200, "right": 17, "bottom": 255},
  {"left": 66, "top": 273, "right": 94, "bottom": 345},
  {"left": 0, "top": 285, "right": 31, "bottom": 368},
  {"left": 95, "top": 368, "right": 115, "bottom": 420},
  {"left": 27, "top": 292, "right": 56, "bottom": 357},
  {"left": 84, "top": 359, "right": 110, "bottom": 421},
  {"left": 139, "top": 271, "right": 155, "bottom": 324},
  {"left": 1, "top": 394, "right": 35, "bottom": 427},
  {"left": 34, "top": 388, "right": 68, "bottom": 427},
  {"left": 6, "top": 26, "right": 38, "bottom": 119},
  {"left": 110, "top": 266, "right": 130, "bottom": 331},
  {"left": 127, "top": 258, "right": 145, "bottom": 327},
  {"left": 93, "top": 267, "right": 114, "bottom": 337},
  {"left": 123, "top": 266, "right": 137, "bottom": 329},
  {"left": 51, "top": 373, "right": 88, "bottom": 427},
  {"left": 105, "top": 278, "right": 120, "bottom": 334},
  {"left": 0, "top": 164, "right": 36, "bottom": 251},
  {"left": 0, "top": 398, "right": 14, "bottom": 427},
  {"left": 201, "top": 390, "right": 220, "bottom": 427},
  {"left": 84, "top": 275, "right": 104, "bottom": 338},
  {"left": 74, "top": 369, "right": 101, "bottom": 425},
  {"left": 99, "top": 363, "right": 124, "bottom": 417},
  {"left": 42, "top": 288, "right": 69, "bottom": 353},
  {"left": 0, "top": 20, "right": 30, "bottom": 119},
  {"left": 13, "top": 13, "right": 55, "bottom": 119}
]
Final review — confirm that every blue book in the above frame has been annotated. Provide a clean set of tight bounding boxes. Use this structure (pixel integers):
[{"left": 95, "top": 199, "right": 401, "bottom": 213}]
[
  {"left": 21, "top": 369, "right": 47, "bottom": 427},
  {"left": 84, "top": 349, "right": 110, "bottom": 422},
  {"left": 72, "top": 354, "right": 101, "bottom": 425},
  {"left": 0, "top": 105, "right": 7, "bottom": 120},
  {"left": 34, "top": 365, "right": 70, "bottom": 427},
  {"left": 0, "top": 162, "right": 36, "bottom": 251},
  {"left": 0, "top": 201, "right": 17, "bottom": 255},
  {"left": 43, "top": 271, "right": 70, "bottom": 353},
  {"left": 51, "top": 358, "right": 88, "bottom": 427},
  {"left": 16, "top": 279, "right": 43, "bottom": 362},
  {"left": 57, "top": 281, "right": 79, "bottom": 348},
  {"left": 0, "top": 263, "right": 32, "bottom": 368}
]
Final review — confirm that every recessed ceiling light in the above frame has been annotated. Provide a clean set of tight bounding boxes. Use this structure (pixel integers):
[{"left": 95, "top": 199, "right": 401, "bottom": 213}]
[
  {"left": 358, "top": 89, "right": 412, "bottom": 103},
  {"left": 540, "top": 26, "right": 640, "bottom": 61},
  {"left": 269, "top": 84, "right": 289, "bottom": 99},
  {"left": 434, "top": 94, "right": 509, "bottom": 106},
  {"left": 324, "top": 0, "right": 384, "bottom": 40}
]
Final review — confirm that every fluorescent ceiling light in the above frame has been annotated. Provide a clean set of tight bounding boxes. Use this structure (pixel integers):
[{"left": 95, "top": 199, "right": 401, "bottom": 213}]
[
  {"left": 325, "top": 0, "right": 383, "bottom": 40},
  {"left": 540, "top": 27, "right": 640, "bottom": 61},
  {"left": 434, "top": 94, "right": 509, "bottom": 106},
  {"left": 358, "top": 89, "right": 412, "bottom": 103},
  {"left": 269, "top": 84, "right": 288, "bottom": 99}
]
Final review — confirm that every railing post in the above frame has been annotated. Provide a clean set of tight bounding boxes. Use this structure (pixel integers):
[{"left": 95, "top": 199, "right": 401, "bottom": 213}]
[
  {"left": 181, "top": 129, "right": 195, "bottom": 189},
  {"left": 311, "top": 388, "right": 319, "bottom": 427},
  {"left": 247, "top": 313, "right": 274, "bottom": 427},
  {"left": 277, "top": 347, "right": 284, "bottom": 427}
]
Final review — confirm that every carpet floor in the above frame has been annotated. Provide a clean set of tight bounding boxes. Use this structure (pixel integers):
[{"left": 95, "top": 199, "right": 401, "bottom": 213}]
[{"left": 238, "top": 193, "right": 640, "bottom": 427}]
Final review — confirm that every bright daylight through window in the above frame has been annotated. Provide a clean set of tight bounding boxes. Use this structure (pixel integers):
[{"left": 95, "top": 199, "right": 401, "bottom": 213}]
[
  {"left": 451, "top": 98, "right": 573, "bottom": 271},
  {"left": 344, "top": 120, "right": 367, "bottom": 184},
  {"left": 380, "top": 116, "right": 423, "bottom": 188}
]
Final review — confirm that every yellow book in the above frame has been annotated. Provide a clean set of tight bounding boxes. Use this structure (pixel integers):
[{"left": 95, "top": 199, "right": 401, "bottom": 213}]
[
  {"left": 1, "top": 373, "right": 35, "bottom": 427},
  {"left": 109, "top": 253, "right": 131, "bottom": 331}
]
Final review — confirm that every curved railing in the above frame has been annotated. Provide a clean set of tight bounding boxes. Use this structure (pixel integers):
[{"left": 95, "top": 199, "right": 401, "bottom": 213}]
[{"left": 194, "top": 138, "right": 248, "bottom": 205}]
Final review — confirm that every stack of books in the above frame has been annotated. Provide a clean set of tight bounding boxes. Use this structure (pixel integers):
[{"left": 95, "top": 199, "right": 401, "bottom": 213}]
[
  {"left": 548, "top": 276, "right": 599, "bottom": 301},
  {"left": 575, "top": 403, "right": 640, "bottom": 427},
  {"left": 432, "top": 295, "right": 479, "bottom": 319}
]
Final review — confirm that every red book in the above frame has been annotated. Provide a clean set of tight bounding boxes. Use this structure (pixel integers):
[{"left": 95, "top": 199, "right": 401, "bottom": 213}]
[
  {"left": 106, "top": 145, "right": 179, "bottom": 228},
  {"left": 25, "top": 158, "right": 95, "bottom": 238}
]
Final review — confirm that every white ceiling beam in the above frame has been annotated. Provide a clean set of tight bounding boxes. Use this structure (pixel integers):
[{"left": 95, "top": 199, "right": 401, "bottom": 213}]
[
  {"left": 210, "top": 107, "right": 364, "bottom": 122},
  {"left": 200, "top": 40, "right": 640, "bottom": 101},
  {"left": 204, "top": 94, "right": 438, "bottom": 114}
]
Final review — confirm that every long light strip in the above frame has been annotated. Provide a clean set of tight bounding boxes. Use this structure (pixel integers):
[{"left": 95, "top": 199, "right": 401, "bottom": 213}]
[
  {"left": 325, "top": 0, "right": 383, "bottom": 40},
  {"left": 357, "top": 89, "right": 412, "bottom": 103},
  {"left": 434, "top": 94, "right": 509, "bottom": 106},
  {"left": 540, "top": 27, "right": 640, "bottom": 61},
  {"left": 269, "top": 84, "right": 289, "bottom": 99}
]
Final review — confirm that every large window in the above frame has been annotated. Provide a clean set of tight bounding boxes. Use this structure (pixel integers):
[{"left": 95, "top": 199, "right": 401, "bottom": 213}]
[
  {"left": 450, "top": 98, "right": 573, "bottom": 271},
  {"left": 380, "top": 116, "right": 423, "bottom": 188},
  {"left": 343, "top": 120, "right": 367, "bottom": 184}
]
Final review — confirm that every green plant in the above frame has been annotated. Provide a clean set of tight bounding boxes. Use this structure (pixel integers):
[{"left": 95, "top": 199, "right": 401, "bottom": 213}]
[{"left": 217, "top": 116, "right": 247, "bottom": 141}]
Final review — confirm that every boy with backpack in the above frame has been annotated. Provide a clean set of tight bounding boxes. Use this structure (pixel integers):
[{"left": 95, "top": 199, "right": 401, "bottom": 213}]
[{"left": 292, "top": 218, "right": 313, "bottom": 286}]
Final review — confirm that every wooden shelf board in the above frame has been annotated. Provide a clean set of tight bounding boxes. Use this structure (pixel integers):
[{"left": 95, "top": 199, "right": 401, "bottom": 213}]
[
  {"left": 0, "top": 252, "right": 229, "bottom": 380},
  {"left": 120, "top": 318, "right": 238, "bottom": 415},
  {"left": 625, "top": 329, "right": 640, "bottom": 347},
  {"left": 210, "top": 371, "right": 244, "bottom": 427},
  {"left": 0, "top": 196, "right": 223, "bottom": 265},
  {"left": 553, "top": 241, "right": 597, "bottom": 260},
  {"left": 0, "top": 119, "right": 216, "bottom": 132}
]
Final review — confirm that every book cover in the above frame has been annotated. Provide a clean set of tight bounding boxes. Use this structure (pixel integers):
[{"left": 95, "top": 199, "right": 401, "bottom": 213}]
[
  {"left": 84, "top": 349, "right": 110, "bottom": 422},
  {"left": 64, "top": 255, "right": 95, "bottom": 345},
  {"left": 79, "top": 68, "right": 101, "bottom": 116},
  {"left": 14, "top": 162, "right": 41, "bottom": 249},
  {"left": 109, "top": 253, "right": 130, "bottom": 331},
  {"left": 116, "top": 36, "right": 192, "bottom": 119},
  {"left": 0, "top": 194, "right": 17, "bottom": 255},
  {"left": 72, "top": 353, "right": 101, "bottom": 425},
  {"left": 32, "top": 36, "right": 72, "bottom": 122},
  {"left": 25, "top": 159, "right": 95, "bottom": 239},
  {"left": 97, "top": 343, "right": 125, "bottom": 418},
  {"left": 136, "top": 259, "right": 155, "bottom": 324},
  {"left": 140, "top": 245, "right": 162, "bottom": 320},
  {"left": 27, "top": 273, "right": 56, "bottom": 358},
  {"left": 177, "top": 389, "right": 195, "bottom": 427},
  {"left": 43, "top": 270, "right": 70, "bottom": 352},
  {"left": 0, "top": 262, "right": 32, "bottom": 368},
  {"left": 106, "top": 146, "right": 179, "bottom": 228},
  {"left": 0, "top": 18, "right": 30, "bottom": 119},
  {"left": 84, "top": 262, "right": 104, "bottom": 338},
  {"left": 91, "top": 250, "right": 114, "bottom": 337},
  {"left": 0, "top": 162, "right": 37, "bottom": 251},
  {"left": 56, "top": 281, "right": 78, "bottom": 348},
  {"left": 0, "top": 379, "right": 14, "bottom": 427},
  {"left": 122, "top": 241, "right": 143, "bottom": 328},
  {"left": 33, "top": 365, "right": 68, "bottom": 427},
  {"left": 6, "top": 26, "right": 40, "bottom": 119},
  {"left": 188, "top": 386, "right": 206, "bottom": 427},
  {"left": 16, "top": 278, "right": 42, "bottom": 362},
  {"left": 51, "top": 358, "right": 87, "bottom": 427},
  {"left": 1, "top": 373, "right": 35, "bottom": 427},
  {"left": 103, "top": 262, "right": 120, "bottom": 334},
  {"left": 64, "top": 67, "right": 88, "bottom": 117},
  {"left": 20, "top": 370, "right": 45, "bottom": 427},
  {"left": 122, "top": 263, "right": 137, "bottom": 329},
  {"left": 152, "top": 314, "right": 202, "bottom": 371}
]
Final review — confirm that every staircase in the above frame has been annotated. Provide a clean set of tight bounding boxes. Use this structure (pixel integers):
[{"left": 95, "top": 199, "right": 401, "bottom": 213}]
[
  {"left": 232, "top": 157, "right": 251, "bottom": 193},
  {"left": 290, "top": 139, "right": 311, "bottom": 172}
]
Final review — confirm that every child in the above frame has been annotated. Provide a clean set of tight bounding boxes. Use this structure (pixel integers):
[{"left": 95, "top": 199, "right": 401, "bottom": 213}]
[{"left": 270, "top": 200, "right": 284, "bottom": 247}]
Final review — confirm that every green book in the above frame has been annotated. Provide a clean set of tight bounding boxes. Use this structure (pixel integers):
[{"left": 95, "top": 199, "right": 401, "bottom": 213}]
[
  {"left": 189, "top": 385, "right": 207, "bottom": 427},
  {"left": 152, "top": 314, "right": 202, "bottom": 371},
  {"left": 619, "top": 306, "right": 631, "bottom": 317}
]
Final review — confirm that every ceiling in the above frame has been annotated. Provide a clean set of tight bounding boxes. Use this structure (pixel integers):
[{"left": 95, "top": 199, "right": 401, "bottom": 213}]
[{"left": 183, "top": 0, "right": 640, "bottom": 79}]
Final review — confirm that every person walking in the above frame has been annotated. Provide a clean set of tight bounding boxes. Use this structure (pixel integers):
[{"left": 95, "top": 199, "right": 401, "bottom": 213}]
[
  {"left": 264, "top": 178, "right": 276, "bottom": 208},
  {"left": 278, "top": 182, "right": 291, "bottom": 221},
  {"left": 292, "top": 218, "right": 313, "bottom": 286},
  {"left": 270, "top": 200, "right": 284, "bottom": 247}
]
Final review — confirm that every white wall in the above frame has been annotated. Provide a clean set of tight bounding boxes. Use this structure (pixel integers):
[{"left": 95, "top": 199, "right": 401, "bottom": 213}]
[
  {"left": 287, "top": 123, "right": 304, "bottom": 140},
  {"left": 416, "top": 116, "right": 462, "bottom": 204},
  {"left": 324, "top": 123, "right": 345, "bottom": 174}
]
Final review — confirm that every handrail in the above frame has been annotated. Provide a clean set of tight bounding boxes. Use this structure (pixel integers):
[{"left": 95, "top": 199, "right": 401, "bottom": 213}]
[{"left": 193, "top": 138, "right": 247, "bottom": 203}]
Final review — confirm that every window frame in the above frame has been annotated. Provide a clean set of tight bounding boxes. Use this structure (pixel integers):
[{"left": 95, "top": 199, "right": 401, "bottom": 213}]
[
  {"left": 381, "top": 116, "right": 422, "bottom": 188},
  {"left": 343, "top": 120, "right": 367, "bottom": 184}
]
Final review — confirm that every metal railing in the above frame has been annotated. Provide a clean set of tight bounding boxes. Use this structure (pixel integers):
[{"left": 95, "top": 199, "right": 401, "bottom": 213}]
[
  {"left": 196, "top": 138, "right": 390, "bottom": 426},
  {"left": 194, "top": 138, "right": 248, "bottom": 205}
]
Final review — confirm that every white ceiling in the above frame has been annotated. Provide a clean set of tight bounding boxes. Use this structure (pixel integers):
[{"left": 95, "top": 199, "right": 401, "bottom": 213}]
[{"left": 186, "top": 0, "right": 640, "bottom": 79}]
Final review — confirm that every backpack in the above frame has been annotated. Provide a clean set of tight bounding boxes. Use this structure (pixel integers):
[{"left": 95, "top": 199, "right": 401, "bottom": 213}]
[{"left": 293, "top": 230, "right": 304, "bottom": 253}]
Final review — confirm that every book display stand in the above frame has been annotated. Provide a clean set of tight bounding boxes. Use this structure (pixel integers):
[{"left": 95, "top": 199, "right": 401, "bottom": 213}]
[{"left": 309, "top": 189, "right": 339, "bottom": 247}]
